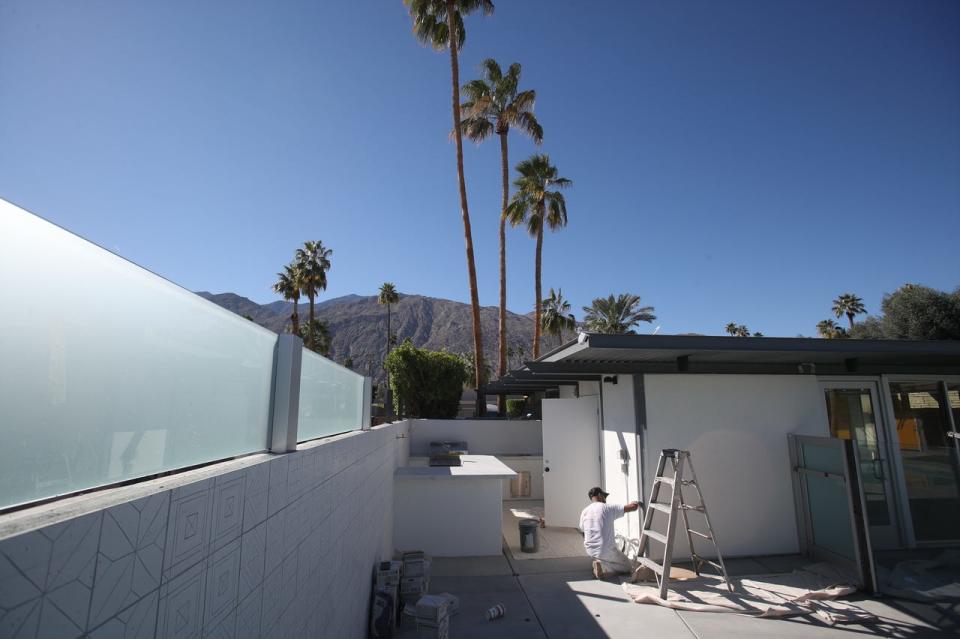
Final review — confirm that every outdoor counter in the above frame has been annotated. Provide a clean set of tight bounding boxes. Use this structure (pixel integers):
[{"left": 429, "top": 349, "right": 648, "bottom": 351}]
[{"left": 393, "top": 455, "right": 516, "bottom": 556}]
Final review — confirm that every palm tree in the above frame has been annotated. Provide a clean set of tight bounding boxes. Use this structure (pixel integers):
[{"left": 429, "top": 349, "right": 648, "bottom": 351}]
[
  {"left": 817, "top": 319, "right": 843, "bottom": 339},
  {"left": 725, "top": 323, "right": 752, "bottom": 337},
  {"left": 460, "top": 58, "right": 543, "bottom": 390},
  {"left": 832, "top": 293, "right": 866, "bottom": 330},
  {"left": 725, "top": 323, "right": 739, "bottom": 336},
  {"left": 506, "top": 154, "right": 572, "bottom": 357},
  {"left": 405, "top": 0, "right": 493, "bottom": 395},
  {"left": 541, "top": 288, "right": 576, "bottom": 345},
  {"left": 378, "top": 282, "right": 400, "bottom": 419},
  {"left": 582, "top": 294, "right": 656, "bottom": 335},
  {"left": 295, "top": 241, "right": 332, "bottom": 350},
  {"left": 298, "top": 318, "right": 331, "bottom": 356},
  {"left": 272, "top": 263, "right": 302, "bottom": 336}
]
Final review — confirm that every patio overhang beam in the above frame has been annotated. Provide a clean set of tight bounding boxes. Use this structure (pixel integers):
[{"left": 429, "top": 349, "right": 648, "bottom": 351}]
[{"left": 524, "top": 359, "right": 960, "bottom": 376}]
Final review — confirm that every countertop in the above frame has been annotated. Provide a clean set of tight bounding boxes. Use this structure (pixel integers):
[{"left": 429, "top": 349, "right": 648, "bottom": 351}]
[{"left": 395, "top": 454, "right": 517, "bottom": 480}]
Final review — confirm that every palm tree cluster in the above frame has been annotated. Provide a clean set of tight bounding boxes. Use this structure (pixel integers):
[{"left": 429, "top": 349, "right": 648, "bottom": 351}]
[
  {"left": 724, "top": 323, "right": 763, "bottom": 337},
  {"left": 272, "top": 240, "right": 333, "bottom": 354},
  {"left": 817, "top": 293, "right": 866, "bottom": 338},
  {"left": 582, "top": 294, "right": 656, "bottom": 335},
  {"left": 404, "top": 0, "right": 575, "bottom": 395}
]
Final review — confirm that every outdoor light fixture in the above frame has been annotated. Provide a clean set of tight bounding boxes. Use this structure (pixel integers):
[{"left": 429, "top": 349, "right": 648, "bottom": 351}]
[{"left": 603, "top": 375, "right": 618, "bottom": 384}]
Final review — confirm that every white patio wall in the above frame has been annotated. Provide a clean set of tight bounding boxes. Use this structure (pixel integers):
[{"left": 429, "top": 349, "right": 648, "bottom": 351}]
[
  {"left": 406, "top": 419, "right": 542, "bottom": 456},
  {"left": 642, "top": 374, "right": 830, "bottom": 557},
  {"left": 598, "top": 376, "right": 644, "bottom": 541},
  {"left": 0, "top": 422, "right": 410, "bottom": 639}
]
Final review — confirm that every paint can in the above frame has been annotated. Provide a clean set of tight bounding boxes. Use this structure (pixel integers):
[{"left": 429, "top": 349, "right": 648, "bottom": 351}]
[{"left": 485, "top": 603, "right": 505, "bottom": 621}]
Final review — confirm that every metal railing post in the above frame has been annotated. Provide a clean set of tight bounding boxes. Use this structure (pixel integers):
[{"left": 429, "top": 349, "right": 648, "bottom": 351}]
[
  {"left": 362, "top": 376, "right": 373, "bottom": 430},
  {"left": 269, "top": 334, "right": 303, "bottom": 453}
]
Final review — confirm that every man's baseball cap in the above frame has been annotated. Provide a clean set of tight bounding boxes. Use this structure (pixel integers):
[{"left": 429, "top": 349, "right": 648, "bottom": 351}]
[{"left": 587, "top": 487, "right": 608, "bottom": 499}]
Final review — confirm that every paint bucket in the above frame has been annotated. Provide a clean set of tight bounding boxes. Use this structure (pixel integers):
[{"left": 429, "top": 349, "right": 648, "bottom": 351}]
[
  {"left": 485, "top": 603, "right": 505, "bottom": 621},
  {"left": 519, "top": 519, "right": 539, "bottom": 553}
]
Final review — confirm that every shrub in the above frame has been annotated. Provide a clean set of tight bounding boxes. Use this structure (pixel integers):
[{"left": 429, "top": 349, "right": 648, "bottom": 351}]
[
  {"left": 384, "top": 340, "right": 468, "bottom": 418},
  {"left": 506, "top": 398, "right": 527, "bottom": 419}
]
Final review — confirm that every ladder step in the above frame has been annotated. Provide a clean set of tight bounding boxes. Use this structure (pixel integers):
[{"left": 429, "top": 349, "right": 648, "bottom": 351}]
[
  {"left": 642, "top": 529, "right": 668, "bottom": 545},
  {"left": 654, "top": 476, "right": 674, "bottom": 486},
  {"left": 687, "top": 529, "right": 713, "bottom": 540},
  {"left": 648, "top": 502, "right": 672, "bottom": 514},
  {"left": 637, "top": 557, "right": 664, "bottom": 575}
]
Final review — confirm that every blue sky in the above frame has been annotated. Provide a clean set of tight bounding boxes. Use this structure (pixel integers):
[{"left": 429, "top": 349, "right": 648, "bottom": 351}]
[{"left": 1, "top": 0, "right": 958, "bottom": 337}]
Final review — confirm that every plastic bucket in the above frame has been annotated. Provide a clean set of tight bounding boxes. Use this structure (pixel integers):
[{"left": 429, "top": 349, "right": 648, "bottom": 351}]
[{"left": 519, "top": 518, "right": 539, "bottom": 553}]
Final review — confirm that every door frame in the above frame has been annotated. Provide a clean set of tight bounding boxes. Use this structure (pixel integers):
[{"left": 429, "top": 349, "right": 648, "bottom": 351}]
[
  {"left": 880, "top": 374, "right": 960, "bottom": 548},
  {"left": 819, "top": 377, "right": 903, "bottom": 549}
]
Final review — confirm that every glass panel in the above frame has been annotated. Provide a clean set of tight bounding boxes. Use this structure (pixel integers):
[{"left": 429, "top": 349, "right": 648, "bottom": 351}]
[
  {"left": 889, "top": 382, "right": 960, "bottom": 541},
  {"left": 804, "top": 472, "right": 856, "bottom": 560},
  {"left": 801, "top": 439, "right": 845, "bottom": 475},
  {"left": 824, "top": 389, "right": 890, "bottom": 525},
  {"left": 297, "top": 349, "right": 365, "bottom": 441},
  {"left": 0, "top": 200, "right": 276, "bottom": 510}
]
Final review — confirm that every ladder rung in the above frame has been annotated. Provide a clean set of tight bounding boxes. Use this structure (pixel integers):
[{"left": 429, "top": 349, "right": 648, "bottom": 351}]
[
  {"left": 687, "top": 529, "right": 712, "bottom": 539},
  {"left": 680, "top": 504, "right": 704, "bottom": 512},
  {"left": 692, "top": 555, "right": 725, "bottom": 572},
  {"left": 642, "top": 529, "right": 668, "bottom": 545},
  {"left": 681, "top": 480, "right": 697, "bottom": 486},
  {"left": 637, "top": 557, "right": 664, "bottom": 575},
  {"left": 654, "top": 476, "right": 674, "bottom": 486},
  {"left": 648, "top": 502, "right": 672, "bottom": 514}
]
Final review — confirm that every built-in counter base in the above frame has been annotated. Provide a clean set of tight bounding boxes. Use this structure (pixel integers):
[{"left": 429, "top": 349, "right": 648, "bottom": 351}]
[{"left": 393, "top": 455, "right": 516, "bottom": 557}]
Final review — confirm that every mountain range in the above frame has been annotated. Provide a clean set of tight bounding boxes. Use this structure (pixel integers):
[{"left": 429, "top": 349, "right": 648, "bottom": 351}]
[{"left": 195, "top": 291, "right": 558, "bottom": 380}]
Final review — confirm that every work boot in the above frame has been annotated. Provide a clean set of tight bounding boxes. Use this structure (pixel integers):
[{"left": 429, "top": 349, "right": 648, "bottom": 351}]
[{"left": 592, "top": 560, "right": 605, "bottom": 580}]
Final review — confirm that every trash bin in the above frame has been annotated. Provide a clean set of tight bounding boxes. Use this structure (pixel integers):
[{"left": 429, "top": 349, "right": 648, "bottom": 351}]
[{"left": 519, "top": 519, "right": 539, "bottom": 553}]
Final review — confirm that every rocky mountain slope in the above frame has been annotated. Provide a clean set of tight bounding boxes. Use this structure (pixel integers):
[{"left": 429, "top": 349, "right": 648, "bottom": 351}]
[{"left": 196, "top": 291, "right": 555, "bottom": 379}]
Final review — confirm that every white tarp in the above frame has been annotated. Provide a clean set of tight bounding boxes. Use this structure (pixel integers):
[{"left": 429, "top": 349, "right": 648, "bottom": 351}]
[{"left": 622, "top": 564, "right": 876, "bottom": 625}]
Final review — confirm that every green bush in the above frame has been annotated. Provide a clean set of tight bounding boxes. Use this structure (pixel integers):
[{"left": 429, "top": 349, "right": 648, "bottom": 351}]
[
  {"left": 384, "top": 340, "right": 467, "bottom": 418},
  {"left": 506, "top": 398, "right": 526, "bottom": 419}
]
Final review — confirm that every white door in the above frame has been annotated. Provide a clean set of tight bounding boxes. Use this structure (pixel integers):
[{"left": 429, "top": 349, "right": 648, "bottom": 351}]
[{"left": 542, "top": 396, "right": 601, "bottom": 528}]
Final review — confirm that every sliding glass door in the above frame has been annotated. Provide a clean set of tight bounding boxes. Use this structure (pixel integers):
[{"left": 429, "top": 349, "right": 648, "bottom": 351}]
[
  {"left": 887, "top": 381, "right": 960, "bottom": 543},
  {"left": 822, "top": 382, "right": 901, "bottom": 549}
]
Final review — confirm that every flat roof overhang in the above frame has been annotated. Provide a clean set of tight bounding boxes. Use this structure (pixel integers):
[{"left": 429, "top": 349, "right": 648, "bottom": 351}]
[{"left": 484, "top": 334, "right": 960, "bottom": 388}]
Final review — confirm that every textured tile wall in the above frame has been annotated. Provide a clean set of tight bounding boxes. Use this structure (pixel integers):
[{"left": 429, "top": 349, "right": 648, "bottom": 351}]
[{"left": 0, "top": 423, "right": 405, "bottom": 639}]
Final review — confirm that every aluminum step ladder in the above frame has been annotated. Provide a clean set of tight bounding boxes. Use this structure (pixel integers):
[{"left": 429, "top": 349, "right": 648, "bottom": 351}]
[{"left": 636, "top": 449, "right": 733, "bottom": 598}]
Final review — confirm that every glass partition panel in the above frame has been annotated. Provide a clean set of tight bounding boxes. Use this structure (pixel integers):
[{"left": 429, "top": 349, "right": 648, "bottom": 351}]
[
  {"left": 297, "top": 349, "right": 365, "bottom": 441},
  {"left": 0, "top": 200, "right": 277, "bottom": 510},
  {"left": 889, "top": 382, "right": 960, "bottom": 541}
]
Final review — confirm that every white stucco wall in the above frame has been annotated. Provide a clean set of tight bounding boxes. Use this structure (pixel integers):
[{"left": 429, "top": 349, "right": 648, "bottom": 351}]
[
  {"left": 406, "top": 419, "right": 542, "bottom": 456},
  {"left": 599, "top": 376, "right": 643, "bottom": 541},
  {"left": 642, "top": 374, "right": 830, "bottom": 557}
]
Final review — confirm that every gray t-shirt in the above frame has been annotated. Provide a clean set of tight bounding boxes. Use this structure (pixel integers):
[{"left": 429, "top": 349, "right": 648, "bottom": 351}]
[{"left": 579, "top": 501, "right": 625, "bottom": 560}]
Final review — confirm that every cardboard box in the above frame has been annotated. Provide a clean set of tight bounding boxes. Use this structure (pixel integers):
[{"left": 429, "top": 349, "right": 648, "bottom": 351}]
[
  {"left": 416, "top": 614, "right": 449, "bottom": 639},
  {"left": 414, "top": 595, "right": 449, "bottom": 623}
]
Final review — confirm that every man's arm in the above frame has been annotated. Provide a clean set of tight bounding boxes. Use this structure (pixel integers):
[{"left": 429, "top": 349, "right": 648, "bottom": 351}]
[{"left": 624, "top": 501, "right": 640, "bottom": 513}]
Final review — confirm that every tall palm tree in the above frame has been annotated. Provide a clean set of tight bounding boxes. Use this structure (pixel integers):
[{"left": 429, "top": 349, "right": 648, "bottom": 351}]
[
  {"left": 378, "top": 282, "right": 400, "bottom": 419},
  {"left": 506, "top": 154, "right": 572, "bottom": 357},
  {"left": 295, "top": 240, "right": 332, "bottom": 350},
  {"left": 582, "top": 294, "right": 656, "bottom": 335},
  {"left": 832, "top": 293, "right": 866, "bottom": 330},
  {"left": 272, "top": 263, "right": 303, "bottom": 336},
  {"left": 541, "top": 288, "right": 576, "bottom": 345},
  {"left": 460, "top": 58, "right": 543, "bottom": 389},
  {"left": 405, "top": 0, "right": 493, "bottom": 395}
]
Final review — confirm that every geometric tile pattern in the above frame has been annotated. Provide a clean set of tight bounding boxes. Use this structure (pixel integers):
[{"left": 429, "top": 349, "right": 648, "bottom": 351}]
[
  {"left": 0, "top": 422, "right": 405, "bottom": 639},
  {"left": 0, "top": 511, "right": 101, "bottom": 639},
  {"left": 88, "top": 493, "right": 170, "bottom": 629}
]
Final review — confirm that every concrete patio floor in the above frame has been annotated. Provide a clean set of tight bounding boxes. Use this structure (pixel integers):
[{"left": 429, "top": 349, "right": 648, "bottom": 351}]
[{"left": 396, "top": 553, "right": 953, "bottom": 638}]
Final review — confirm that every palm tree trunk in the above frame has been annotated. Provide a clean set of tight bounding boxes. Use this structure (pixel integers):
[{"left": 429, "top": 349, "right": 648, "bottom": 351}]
[
  {"left": 386, "top": 303, "right": 393, "bottom": 420},
  {"left": 533, "top": 221, "right": 543, "bottom": 358},
  {"left": 847, "top": 313, "right": 854, "bottom": 330},
  {"left": 446, "top": 0, "right": 486, "bottom": 411},
  {"left": 291, "top": 296, "right": 300, "bottom": 337},
  {"left": 497, "top": 131, "right": 509, "bottom": 415},
  {"left": 308, "top": 295, "right": 315, "bottom": 349}
]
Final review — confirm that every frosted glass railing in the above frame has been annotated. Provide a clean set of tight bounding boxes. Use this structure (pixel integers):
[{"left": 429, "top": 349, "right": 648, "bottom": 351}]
[
  {"left": 0, "top": 200, "right": 277, "bottom": 510},
  {"left": 298, "top": 349, "right": 365, "bottom": 441}
]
